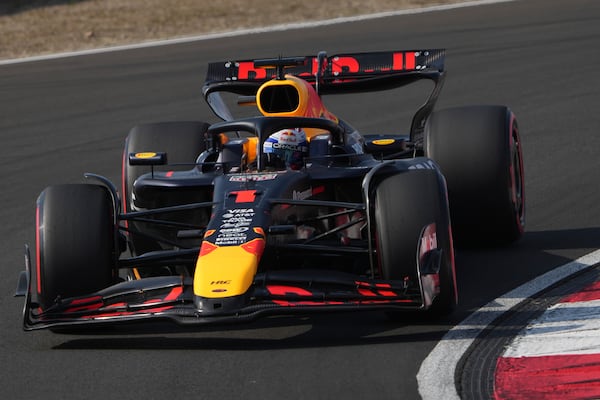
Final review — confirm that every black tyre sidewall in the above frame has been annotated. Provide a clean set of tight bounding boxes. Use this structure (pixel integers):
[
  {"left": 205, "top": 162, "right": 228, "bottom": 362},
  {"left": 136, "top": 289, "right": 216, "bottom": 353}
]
[
  {"left": 374, "top": 169, "right": 457, "bottom": 314},
  {"left": 37, "top": 184, "right": 116, "bottom": 309},
  {"left": 425, "top": 105, "right": 525, "bottom": 245}
]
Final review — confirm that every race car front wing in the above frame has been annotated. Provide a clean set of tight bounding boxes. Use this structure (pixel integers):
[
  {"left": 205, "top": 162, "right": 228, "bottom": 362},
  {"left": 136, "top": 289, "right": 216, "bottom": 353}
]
[{"left": 18, "top": 256, "right": 432, "bottom": 331}]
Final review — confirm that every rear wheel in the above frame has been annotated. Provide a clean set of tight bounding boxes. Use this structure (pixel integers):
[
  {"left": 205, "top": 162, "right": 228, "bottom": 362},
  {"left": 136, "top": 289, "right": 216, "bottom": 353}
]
[
  {"left": 425, "top": 105, "right": 525, "bottom": 246},
  {"left": 122, "top": 121, "right": 209, "bottom": 255},
  {"left": 36, "top": 184, "right": 117, "bottom": 310},
  {"left": 374, "top": 169, "right": 457, "bottom": 317}
]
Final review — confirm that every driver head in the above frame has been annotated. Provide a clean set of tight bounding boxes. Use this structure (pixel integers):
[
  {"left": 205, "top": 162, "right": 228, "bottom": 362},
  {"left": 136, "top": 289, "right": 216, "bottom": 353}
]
[{"left": 263, "top": 128, "right": 308, "bottom": 170}]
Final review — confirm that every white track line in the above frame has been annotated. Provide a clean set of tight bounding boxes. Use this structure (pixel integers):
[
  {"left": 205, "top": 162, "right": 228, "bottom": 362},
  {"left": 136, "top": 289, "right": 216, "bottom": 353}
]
[
  {"left": 0, "top": 0, "right": 517, "bottom": 66},
  {"left": 417, "top": 249, "right": 600, "bottom": 400}
]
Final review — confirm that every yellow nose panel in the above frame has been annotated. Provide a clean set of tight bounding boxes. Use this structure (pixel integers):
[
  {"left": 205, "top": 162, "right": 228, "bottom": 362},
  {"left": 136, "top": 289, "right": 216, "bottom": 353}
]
[{"left": 193, "top": 244, "right": 260, "bottom": 298}]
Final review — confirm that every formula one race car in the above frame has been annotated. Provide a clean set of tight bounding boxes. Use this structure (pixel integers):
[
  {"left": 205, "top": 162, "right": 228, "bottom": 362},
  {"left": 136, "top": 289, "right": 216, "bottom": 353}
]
[{"left": 16, "top": 49, "right": 525, "bottom": 331}]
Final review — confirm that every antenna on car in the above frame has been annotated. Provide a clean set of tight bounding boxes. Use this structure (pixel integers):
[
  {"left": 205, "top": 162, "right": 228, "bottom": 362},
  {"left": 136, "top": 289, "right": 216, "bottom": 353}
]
[
  {"left": 275, "top": 55, "right": 286, "bottom": 80},
  {"left": 254, "top": 56, "right": 307, "bottom": 80}
]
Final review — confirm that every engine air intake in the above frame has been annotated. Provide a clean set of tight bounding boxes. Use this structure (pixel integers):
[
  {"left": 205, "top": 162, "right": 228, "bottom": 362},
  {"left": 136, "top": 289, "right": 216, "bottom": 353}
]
[{"left": 258, "top": 85, "right": 300, "bottom": 113}]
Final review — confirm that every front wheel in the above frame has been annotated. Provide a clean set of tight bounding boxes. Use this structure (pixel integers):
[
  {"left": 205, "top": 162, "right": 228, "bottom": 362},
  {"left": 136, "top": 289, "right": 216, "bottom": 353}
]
[
  {"left": 374, "top": 168, "right": 457, "bottom": 317},
  {"left": 36, "top": 184, "right": 117, "bottom": 310}
]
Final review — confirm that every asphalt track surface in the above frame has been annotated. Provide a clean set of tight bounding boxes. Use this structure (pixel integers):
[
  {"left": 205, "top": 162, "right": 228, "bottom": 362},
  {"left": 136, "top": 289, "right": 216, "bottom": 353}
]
[{"left": 1, "top": 0, "right": 599, "bottom": 399}]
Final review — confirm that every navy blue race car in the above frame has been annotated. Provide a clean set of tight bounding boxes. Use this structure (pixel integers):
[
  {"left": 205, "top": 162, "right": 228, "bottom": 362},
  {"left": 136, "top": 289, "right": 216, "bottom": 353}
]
[{"left": 16, "top": 49, "right": 524, "bottom": 331}]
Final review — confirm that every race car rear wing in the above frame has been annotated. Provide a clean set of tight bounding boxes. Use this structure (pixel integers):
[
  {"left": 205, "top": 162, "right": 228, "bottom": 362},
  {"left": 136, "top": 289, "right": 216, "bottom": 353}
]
[
  {"left": 202, "top": 49, "right": 446, "bottom": 139},
  {"left": 204, "top": 49, "right": 445, "bottom": 95}
]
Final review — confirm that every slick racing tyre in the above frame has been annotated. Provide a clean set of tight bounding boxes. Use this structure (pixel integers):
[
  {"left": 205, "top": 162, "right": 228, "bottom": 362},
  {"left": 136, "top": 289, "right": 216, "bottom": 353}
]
[
  {"left": 122, "top": 121, "right": 209, "bottom": 255},
  {"left": 374, "top": 168, "right": 457, "bottom": 317},
  {"left": 36, "top": 184, "right": 117, "bottom": 310},
  {"left": 425, "top": 105, "right": 525, "bottom": 246}
]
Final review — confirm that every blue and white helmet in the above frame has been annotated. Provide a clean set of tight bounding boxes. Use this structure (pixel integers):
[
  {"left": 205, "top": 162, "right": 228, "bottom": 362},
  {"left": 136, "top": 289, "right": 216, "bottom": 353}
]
[{"left": 263, "top": 128, "right": 308, "bottom": 169}]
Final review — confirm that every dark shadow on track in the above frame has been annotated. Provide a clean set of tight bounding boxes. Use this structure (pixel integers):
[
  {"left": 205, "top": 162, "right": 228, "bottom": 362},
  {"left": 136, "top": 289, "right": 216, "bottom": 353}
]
[
  {"left": 52, "top": 310, "right": 460, "bottom": 350},
  {"left": 452, "top": 228, "right": 600, "bottom": 316},
  {"left": 520, "top": 227, "right": 600, "bottom": 251}
]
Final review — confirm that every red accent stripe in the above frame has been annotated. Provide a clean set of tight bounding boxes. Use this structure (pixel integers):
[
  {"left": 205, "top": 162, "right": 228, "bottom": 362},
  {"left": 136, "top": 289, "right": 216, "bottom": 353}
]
[
  {"left": 241, "top": 238, "right": 265, "bottom": 256},
  {"left": 143, "top": 306, "right": 173, "bottom": 313},
  {"left": 267, "top": 285, "right": 312, "bottom": 297},
  {"left": 65, "top": 303, "right": 104, "bottom": 313},
  {"left": 104, "top": 302, "right": 127, "bottom": 309},
  {"left": 494, "top": 354, "right": 600, "bottom": 400},
  {"left": 164, "top": 286, "right": 184, "bottom": 301},
  {"left": 561, "top": 281, "right": 600, "bottom": 303},
  {"left": 69, "top": 296, "right": 103, "bottom": 305},
  {"left": 393, "top": 52, "right": 404, "bottom": 71},
  {"left": 377, "top": 290, "right": 397, "bottom": 297},
  {"left": 199, "top": 241, "right": 219, "bottom": 256},
  {"left": 312, "top": 185, "right": 325, "bottom": 195},
  {"left": 405, "top": 52, "right": 416, "bottom": 70},
  {"left": 232, "top": 190, "right": 257, "bottom": 203},
  {"left": 358, "top": 289, "right": 377, "bottom": 297},
  {"left": 65, "top": 297, "right": 104, "bottom": 313},
  {"left": 143, "top": 299, "right": 163, "bottom": 305}
]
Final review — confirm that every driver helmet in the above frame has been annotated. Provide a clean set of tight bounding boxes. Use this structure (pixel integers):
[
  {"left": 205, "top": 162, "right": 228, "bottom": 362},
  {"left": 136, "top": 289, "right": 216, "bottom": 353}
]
[{"left": 263, "top": 128, "right": 308, "bottom": 170}]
